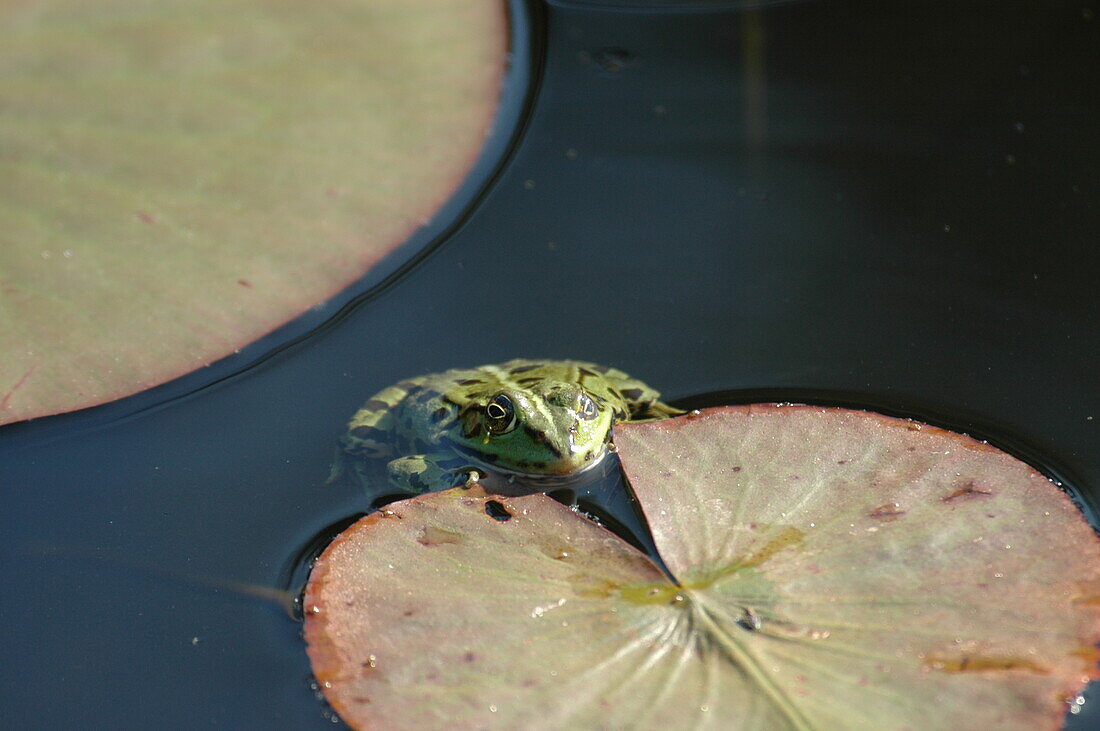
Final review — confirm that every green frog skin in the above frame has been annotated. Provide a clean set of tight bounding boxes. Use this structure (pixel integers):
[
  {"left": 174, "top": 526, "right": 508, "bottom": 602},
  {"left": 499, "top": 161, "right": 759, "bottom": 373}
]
[{"left": 334, "top": 359, "right": 682, "bottom": 494}]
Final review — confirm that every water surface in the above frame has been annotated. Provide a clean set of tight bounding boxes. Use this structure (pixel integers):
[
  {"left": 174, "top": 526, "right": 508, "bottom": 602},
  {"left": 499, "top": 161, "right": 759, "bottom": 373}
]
[{"left": 3, "top": 0, "right": 1098, "bottom": 726}]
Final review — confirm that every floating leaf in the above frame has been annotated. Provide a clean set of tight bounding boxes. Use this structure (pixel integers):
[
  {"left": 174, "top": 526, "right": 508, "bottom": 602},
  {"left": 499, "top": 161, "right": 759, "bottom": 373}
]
[
  {"left": 304, "top": 406, "right": 1100, "bottom": 729},
  {"left": 0, "top": 0, "right": 505, "bottom": 424},
  {"left": 616, "top": 406, "right": 1100, "bottom": 728}
]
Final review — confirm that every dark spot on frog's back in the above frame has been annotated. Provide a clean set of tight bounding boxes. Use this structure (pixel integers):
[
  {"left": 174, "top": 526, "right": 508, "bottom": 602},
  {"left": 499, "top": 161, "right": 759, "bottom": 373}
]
[
  {"left": 578, "top": 367, "right": 600, "bottom": 378},
  {"left": 362, "top": 399, "right": 390, "bottom": 411},
  {"left": 509, "top": 364, "right": 540, "bottom": 374},
  {"left": 621, "top": 388, "right": 644, "bottom": 401},
  {"left": 350, "top": 425, "right": 385, "bottom": 440},
  {"left": 456, "top": 378, "right": 483, "bottom": 386}
]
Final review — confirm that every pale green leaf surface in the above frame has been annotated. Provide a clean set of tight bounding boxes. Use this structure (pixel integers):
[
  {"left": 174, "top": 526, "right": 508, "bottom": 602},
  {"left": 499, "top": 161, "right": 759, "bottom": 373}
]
[
  {"left": 616, "top": 406, "right": 1100, "bottom": 730},
  {"left": 305, "top": 406, "right": 1100, "bottom": 729},
  {"left": 0, "top": 0, "right": 505, "bottom": 423}
]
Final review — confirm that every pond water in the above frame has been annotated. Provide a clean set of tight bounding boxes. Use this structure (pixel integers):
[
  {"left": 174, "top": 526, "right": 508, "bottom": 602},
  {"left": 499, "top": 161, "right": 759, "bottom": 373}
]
[{"left": 2, "top": 0, "right": 1098, "bottom": 727}]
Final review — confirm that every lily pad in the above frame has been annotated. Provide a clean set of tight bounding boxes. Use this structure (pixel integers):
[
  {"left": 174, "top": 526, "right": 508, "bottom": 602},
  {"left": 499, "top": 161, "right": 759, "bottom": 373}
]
[
  {"left": 304, "top": 406, "right": 1100, "bottom": 729},
  {"left": 0, "top": 0, "right": 505, "bottom": 424}
]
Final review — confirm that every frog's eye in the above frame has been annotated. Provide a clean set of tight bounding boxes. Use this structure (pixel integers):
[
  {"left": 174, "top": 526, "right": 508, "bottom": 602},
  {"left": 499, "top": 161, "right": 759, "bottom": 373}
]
[
  {"left": 578, "top": 393, "right": 599, "bottom": 421},
  {"left": 485, "top": 393, "right": 517, "bottom": 435}
]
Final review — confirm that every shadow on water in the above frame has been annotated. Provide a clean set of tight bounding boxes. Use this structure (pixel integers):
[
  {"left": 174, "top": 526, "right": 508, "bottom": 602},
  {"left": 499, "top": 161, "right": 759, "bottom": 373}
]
[{"left": 2, "top": 0, "right": 1099, "bottom": 727}]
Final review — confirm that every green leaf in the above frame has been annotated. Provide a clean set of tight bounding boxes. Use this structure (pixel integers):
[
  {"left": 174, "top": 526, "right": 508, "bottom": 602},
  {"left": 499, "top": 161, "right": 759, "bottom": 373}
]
[
  {"left": 0, "top": 0, "right": 505, "bottom": 424},
  {"left": 305, "top": 406, "right": 1100, "bottom": 729},
  {"left": 617, "top": 406, "right": 1100, "bottom": 729}
]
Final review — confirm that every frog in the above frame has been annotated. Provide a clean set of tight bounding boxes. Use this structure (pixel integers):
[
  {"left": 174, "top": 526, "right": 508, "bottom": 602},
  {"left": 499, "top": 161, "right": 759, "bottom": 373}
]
[{"left": 332, "top": 359, "right": 682, "bottom": 495}]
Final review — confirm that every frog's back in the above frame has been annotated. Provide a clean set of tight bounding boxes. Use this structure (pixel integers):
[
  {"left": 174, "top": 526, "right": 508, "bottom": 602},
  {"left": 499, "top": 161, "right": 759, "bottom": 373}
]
[{"left": 407, "top": 359, "right": 630, "bottom": 433}]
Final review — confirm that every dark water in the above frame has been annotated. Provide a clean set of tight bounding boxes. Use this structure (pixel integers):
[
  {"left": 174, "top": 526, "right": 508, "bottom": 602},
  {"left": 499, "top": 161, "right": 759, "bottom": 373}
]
[{"left": 3, "top": 0, "right": 1098, "bottom": 727}]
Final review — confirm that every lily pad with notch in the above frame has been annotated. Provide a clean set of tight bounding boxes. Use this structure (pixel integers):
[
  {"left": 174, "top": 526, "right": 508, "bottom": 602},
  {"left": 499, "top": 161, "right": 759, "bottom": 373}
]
[{"left": 304, "top": 405, "right": 1100, "bottom": 729}]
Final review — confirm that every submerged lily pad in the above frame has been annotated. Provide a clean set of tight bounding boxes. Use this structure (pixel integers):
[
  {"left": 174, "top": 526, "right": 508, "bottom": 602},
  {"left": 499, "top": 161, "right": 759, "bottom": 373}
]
[
  {"left": 0, "top": 0, "right": 505, "bottom": 424},
  {"left": 304, "top": 406, "right": 1100, "bottom": 729}
]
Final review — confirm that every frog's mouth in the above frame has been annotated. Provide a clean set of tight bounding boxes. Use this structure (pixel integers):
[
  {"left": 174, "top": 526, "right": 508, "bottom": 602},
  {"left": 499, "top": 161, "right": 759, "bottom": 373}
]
[{"left": 445, "top": 440, "right": 611, "bottom": 484}]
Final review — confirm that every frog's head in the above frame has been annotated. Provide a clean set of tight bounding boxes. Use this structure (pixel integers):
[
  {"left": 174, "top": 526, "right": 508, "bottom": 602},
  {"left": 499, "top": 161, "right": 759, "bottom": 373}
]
[{"left": 447, "top": 380, "right": 615, "bottom": 479}]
